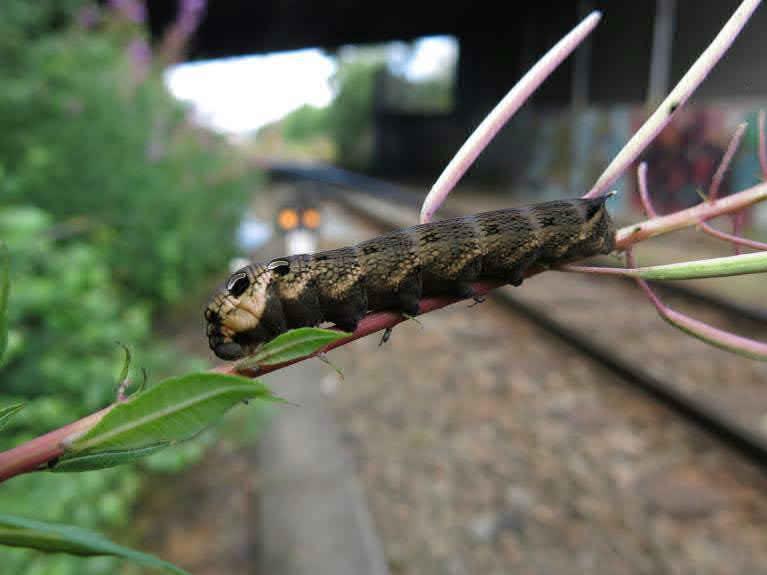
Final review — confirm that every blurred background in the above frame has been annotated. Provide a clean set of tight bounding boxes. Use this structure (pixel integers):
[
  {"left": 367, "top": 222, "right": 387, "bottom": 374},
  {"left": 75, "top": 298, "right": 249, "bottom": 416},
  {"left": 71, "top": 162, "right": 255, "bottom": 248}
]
[{"left": 1, "top": 1, "right": 767, "bottom": 574}]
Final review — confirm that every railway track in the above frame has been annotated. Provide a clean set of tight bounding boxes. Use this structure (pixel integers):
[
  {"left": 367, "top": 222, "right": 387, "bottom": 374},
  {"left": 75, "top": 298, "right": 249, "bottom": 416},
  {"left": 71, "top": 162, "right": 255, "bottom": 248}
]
[
  {"left": 266, "top": 163, "right": 767, "bottom": 474},
  {"left": 315, "top": 196, "right": 767, "bottom": 574}
]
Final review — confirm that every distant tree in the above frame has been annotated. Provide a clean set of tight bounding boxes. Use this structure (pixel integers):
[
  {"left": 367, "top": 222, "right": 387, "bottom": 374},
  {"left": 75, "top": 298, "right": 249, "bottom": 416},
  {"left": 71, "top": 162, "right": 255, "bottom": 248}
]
[
  {"left": 327, "top": 58, "right": 384, "bottom": 170},
  {"left": 282, "top": 104, "right": 331, "bottom": 143}
]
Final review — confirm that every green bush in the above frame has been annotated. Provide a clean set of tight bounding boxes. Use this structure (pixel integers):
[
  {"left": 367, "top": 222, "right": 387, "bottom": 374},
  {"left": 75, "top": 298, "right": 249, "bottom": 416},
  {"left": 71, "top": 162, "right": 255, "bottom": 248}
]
[
  {"left": 0, "top": 4, "right": 257, "bottom": 573},
  {"left": 327, "top": 59, "right": 383, "bottom": 170},
  {"left": 0, "top": 204, "right": 209, "bottom": 574},
  {"left": 0, "top": 19, "right": 255, "bottom": 307},
  {"left": 283, "top": 104, "right": 331, "bottom": 143}
]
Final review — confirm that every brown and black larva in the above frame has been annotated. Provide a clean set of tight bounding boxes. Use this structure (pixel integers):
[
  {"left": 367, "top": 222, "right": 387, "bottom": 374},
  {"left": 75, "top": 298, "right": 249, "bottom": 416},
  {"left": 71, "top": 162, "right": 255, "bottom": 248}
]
[{"left": 205, "top": 196, "right": 616, "bottom": 360}]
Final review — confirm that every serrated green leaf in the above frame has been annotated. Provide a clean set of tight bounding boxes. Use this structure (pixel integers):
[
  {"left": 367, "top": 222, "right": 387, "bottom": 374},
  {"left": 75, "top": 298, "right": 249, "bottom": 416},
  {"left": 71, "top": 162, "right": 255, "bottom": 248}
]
[
  {"left": 57, "top": 373, "right": 274, "bottom": 470},
  {"left": 237, "top": 327, "right": 350, "bottom": 370},
  {"left": 0, "top": 403, "right": 24, "bottom": 431},
  {"left": 0, "top": 513, "right": 190, "bottom": 574},
  {"left": 0, "top": 242, "right": 9, "bottom": 364}
]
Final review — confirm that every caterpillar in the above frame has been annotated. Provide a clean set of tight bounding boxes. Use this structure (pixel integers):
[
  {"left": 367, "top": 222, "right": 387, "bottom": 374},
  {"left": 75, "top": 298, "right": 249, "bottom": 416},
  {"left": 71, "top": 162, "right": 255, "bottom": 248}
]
[{"left": 206, "top": 196, "right": 615, "bottom": 360}]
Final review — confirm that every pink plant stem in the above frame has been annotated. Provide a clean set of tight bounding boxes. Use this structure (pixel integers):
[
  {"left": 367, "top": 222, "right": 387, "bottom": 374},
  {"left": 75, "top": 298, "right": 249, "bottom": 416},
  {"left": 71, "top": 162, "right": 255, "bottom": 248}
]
[
  {"left": 625, "top": 249, "right": 664, "bottom": 308},
  {"left": 615, "top": 181, "right": 767, "bottom": 248},
  {"left": 636, "top": 162, "right": 658, "bottom": 217},
  {"left": 759, "top": 110, "right": 767, "bottom": 179},
  {"left": 660, "top": 308, "right": 767, "bottom": 359},
  {"left": 625, "top": 250, "right": 767, "bottom": 360},
  {"left": 709, "top": 123, "right": 747, "bottom": 201},
  {"left": 0, "top": 406, "right": 114, "bottom": 482},
  {"left": 419, "top": 12, "right": 602, "bottom": 223},
  {"left": 704, "top": 123, "right": 748, "bottom": 254},
  {"left": 585, "top": 0, "right": 762, "bottom": 199},
  {"left": 699, "top": 220, "right": 767, "bottom": 251}
]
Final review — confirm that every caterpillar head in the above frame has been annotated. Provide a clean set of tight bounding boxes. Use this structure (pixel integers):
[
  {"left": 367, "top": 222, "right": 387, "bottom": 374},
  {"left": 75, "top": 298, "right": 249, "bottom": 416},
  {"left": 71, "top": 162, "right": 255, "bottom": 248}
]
[
  {"left": 205, "top": 261, "right": 287, "bottom": 360},
  {"left": 582, "top": 194, "right": 617, "bottom": 254}
]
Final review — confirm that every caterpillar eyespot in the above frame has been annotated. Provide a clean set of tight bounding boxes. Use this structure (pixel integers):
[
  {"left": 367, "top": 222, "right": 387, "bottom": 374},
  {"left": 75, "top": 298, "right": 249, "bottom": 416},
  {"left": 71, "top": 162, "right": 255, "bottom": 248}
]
[
  {"left": 206, "top": 196, "right": 616, "bottom": 360},
  {"left": 226, "top": 272, "right": 250, "bottom": 297},
  {"left": 267, "top": 259, "right": 291, "bottom": 273}
]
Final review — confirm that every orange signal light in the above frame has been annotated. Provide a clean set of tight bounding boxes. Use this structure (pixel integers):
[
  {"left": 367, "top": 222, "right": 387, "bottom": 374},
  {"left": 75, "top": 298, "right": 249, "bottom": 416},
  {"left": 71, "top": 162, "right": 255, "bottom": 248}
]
[
  {"left": 302, "top": 208, "right": 321, "bottom": 229},
  {"left": 277, "top": 209, "right": 299, "bottom": 230}
]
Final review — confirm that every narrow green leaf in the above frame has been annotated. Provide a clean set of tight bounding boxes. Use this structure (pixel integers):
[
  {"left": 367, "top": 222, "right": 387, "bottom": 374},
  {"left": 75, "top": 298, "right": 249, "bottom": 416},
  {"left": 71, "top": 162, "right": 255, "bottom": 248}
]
[
  {"left": 57, "top": 373, "right": 274, "bottom": 470},
  {"left": 0, "top": 243, "right": 9, "bottom": 363},
  {"left": 51, "top": 443, "right": 170, "bottom": 472},
  {"left": 637, "top": 251, "right": 767, "bottom": 281},
  {"left": 0, "top": 513, "right": 190, "bottom": 574},
  {"left": 0, "top": 403, "right": 24, "bottom": 431},
  {"left": 237, "top": 327, "right": 350, "bottom": 370}
]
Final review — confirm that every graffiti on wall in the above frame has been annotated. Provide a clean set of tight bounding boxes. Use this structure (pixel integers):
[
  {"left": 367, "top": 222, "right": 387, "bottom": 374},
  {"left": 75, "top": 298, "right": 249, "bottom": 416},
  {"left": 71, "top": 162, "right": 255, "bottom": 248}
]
[
  {"left": 527, "top": 103, "right": 763, "bottom": 226},
  {"left": 635, "top": 108, "right": 732, "bottom": 214}
]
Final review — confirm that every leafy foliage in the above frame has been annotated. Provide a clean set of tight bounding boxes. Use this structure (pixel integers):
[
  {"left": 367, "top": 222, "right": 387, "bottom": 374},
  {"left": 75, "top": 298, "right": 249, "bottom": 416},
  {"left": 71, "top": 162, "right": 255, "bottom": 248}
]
[
  {"left": 0, "top": 242, "right": 8, "bottom": 364},
  {"left": 0, "top": 467, "right": 143, "bottom": 575},
  {"left": 379, "top": 72, "right": 453, "bottom": 114},
  {"left": 0, "top": 203, "right": 206, "bottom": 574},
  {"left": 327, "top": 58, "right": 383, "bottom": 170},
  {"left": 0, "top": 513, "right": 190, "bottom": 574},
  {"left": 0, "top": 3, "right": 258, "bottom": 573},
  {"left": 0, "top": 11, "right": 255, "bottom": 307},
  {"left": 0, "top": 205, "right": 185, "bottom": 411},
  {"left": 0, "top": 404, "right": 24, "bottom": 431},
  {"left": 282, "top": 104, "right": 331, "bottom": 143}
]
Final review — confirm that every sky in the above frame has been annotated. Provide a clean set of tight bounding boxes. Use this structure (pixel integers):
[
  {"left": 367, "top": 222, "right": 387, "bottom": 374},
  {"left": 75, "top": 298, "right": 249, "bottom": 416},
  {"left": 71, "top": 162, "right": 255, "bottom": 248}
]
[
  {"left": 164, "top": 49, "right": 336, "bottom": 134},
  {"left": 388, "top": 36, "right": 457, "bottom": 81},
  {"left": 164, "top": 36, "right": 457, "bottom": 135}
]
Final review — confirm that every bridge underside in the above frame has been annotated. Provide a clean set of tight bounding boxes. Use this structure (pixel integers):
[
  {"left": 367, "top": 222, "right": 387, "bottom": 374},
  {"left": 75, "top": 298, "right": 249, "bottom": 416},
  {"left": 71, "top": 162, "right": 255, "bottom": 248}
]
[{"left": 146, "top": 1, "right": 767, "bottom": 183}]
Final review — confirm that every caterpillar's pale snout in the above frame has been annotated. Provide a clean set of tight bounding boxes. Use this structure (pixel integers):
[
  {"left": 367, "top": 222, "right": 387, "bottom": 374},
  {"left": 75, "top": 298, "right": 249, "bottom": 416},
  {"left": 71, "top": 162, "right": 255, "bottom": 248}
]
[{"left": 205, "top": 264, "right": 276, "bottom": 360}]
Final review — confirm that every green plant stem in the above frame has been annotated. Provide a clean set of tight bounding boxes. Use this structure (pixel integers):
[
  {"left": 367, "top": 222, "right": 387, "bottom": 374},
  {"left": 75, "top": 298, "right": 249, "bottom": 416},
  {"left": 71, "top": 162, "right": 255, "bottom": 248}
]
[{"left": 562, "top": 251, "right": 767, "bottom": 281}]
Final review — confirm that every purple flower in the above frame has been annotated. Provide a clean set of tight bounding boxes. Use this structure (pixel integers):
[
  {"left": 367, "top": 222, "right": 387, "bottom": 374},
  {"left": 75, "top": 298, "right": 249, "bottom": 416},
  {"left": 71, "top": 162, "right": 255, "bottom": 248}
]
[
  {"left": 128, "top": 37, "right": 152, "bottom": 83},
  {"left": 128, "top": 37, "right": 151, "bottom": 66},
  {"left": 176, "top": 0, "right": 207, "bottom": 36},
  {"left": 109, "top": 0, "right": 146, "bottom": 24}
]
